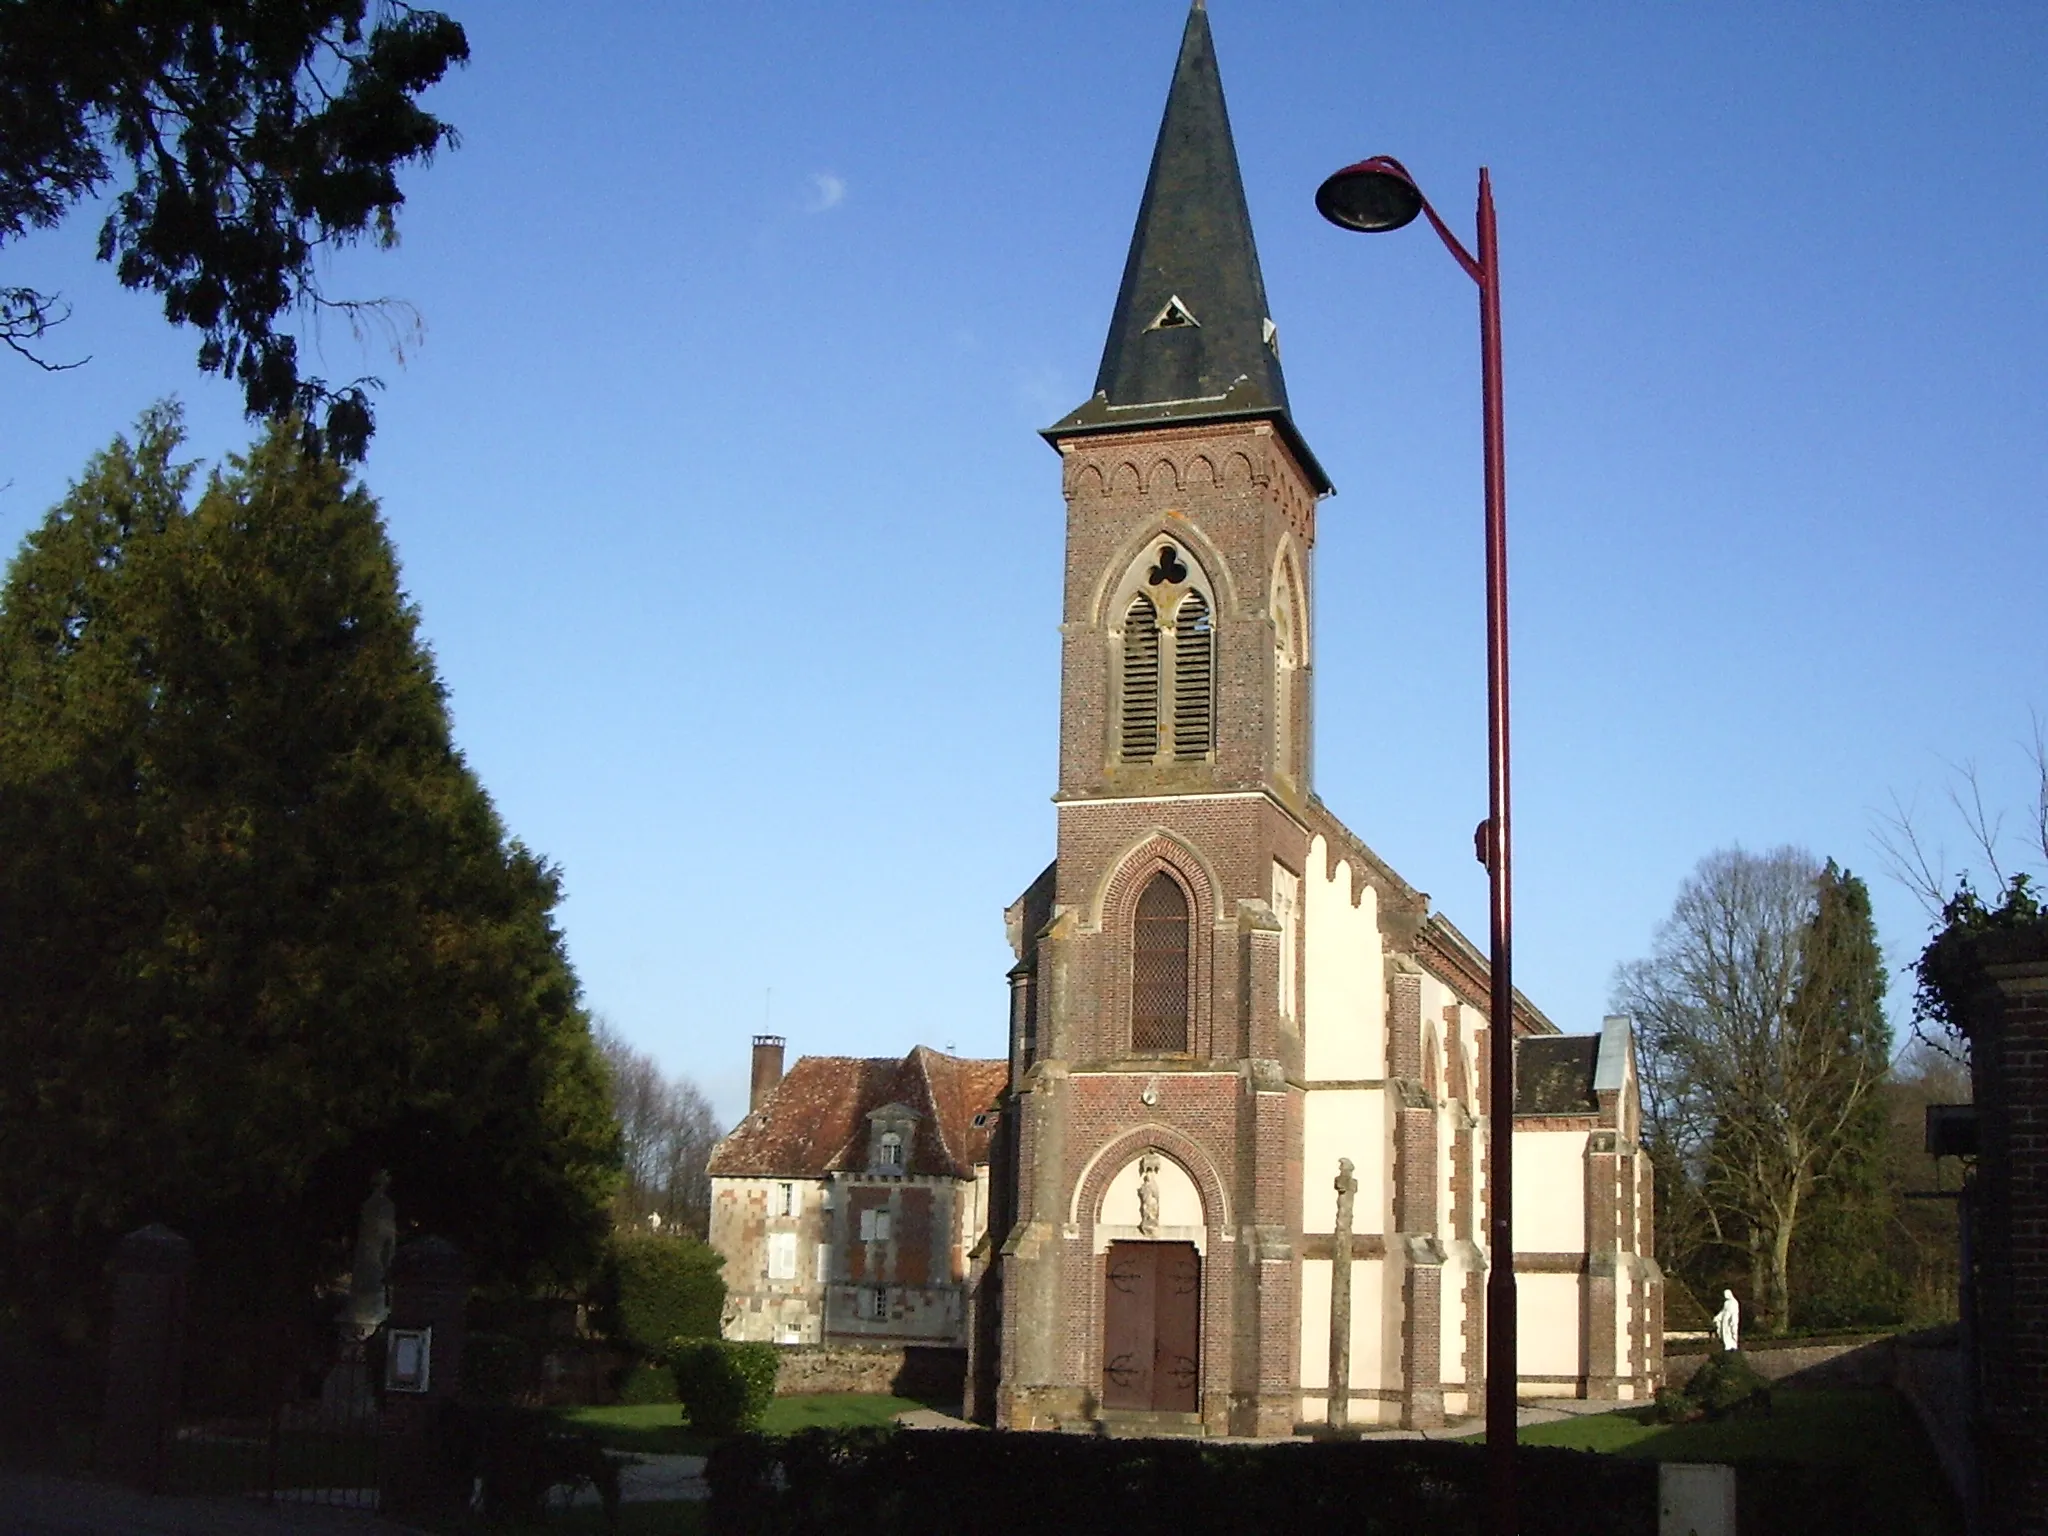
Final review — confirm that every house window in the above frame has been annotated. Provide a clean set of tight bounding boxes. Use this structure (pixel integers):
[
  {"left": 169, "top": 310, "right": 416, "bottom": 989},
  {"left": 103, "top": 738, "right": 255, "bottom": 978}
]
[
  {"left": 879, "top": 1131, "right": 903, "bottom": 1169},
  {"left": 859, "top": 1207, "right": 893, "bottom": 1242},
  {"left": 1132, "top": 872, "right": 1190, "bottom": 1052},
  {"left": 776, "top": 1181, "right": 797, "bottom": 1218},
  {"left": 862, "top": 1287, "right": 888, "bottom": 1321},
  {"left": 1120, "top": 593, "right": 1160, "bottom": 762},
  {"left": 767, "top": 1231, "right": 796, "bottom": 1281}
]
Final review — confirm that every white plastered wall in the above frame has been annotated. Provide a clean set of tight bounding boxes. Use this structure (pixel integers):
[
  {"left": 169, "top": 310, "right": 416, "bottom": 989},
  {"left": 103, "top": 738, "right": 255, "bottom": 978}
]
[
  {"left": 1297, "top": 1256, "right": 1394, "bottom": 1423},
  {"left": 1514, "top": 1129, "right": 1590, "bottom": 1254},
  {"left": 1301, "top": 1090, "right": 1385, "bottom": 1234},
  {"left": 1300, "top": 837, "right": 1382, "bottom": 1082},
  {"left": 1518, "top": 1273, "right": 1584, "bottom": 1385}
]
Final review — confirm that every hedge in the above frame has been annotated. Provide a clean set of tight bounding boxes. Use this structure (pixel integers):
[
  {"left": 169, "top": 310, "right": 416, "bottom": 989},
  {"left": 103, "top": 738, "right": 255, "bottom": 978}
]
[
  {"left": 706, "top": 1428, "right": 1657, "bottom": 1536},
  {"left": 673, "top": 1340, "right": 779, "bottom": 1435},
  {"left": 706, "top": 1425, "right": 1925, "bottom": 1536},
  {"left": 604, "top": 1232, "right": 726, "bottom": 1357}
]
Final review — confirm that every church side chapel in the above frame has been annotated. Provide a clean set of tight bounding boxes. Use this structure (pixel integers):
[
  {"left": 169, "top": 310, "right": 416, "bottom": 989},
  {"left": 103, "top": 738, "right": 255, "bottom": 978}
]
[{"left": 966, "top": 5, "right": 1662, "bottom": 1435}]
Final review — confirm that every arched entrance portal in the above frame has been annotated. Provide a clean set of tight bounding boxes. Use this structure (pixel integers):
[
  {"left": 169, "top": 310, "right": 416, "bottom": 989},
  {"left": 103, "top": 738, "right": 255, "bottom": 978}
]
[{"left": 1102, "top": 1241, "right": 1201, "bottom": 1411}]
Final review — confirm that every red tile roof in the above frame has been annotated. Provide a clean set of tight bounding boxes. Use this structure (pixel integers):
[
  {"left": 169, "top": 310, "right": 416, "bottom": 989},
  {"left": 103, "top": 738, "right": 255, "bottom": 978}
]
[{"left": 708, "top": 1047, "right": 1007, "bottom": 1181}]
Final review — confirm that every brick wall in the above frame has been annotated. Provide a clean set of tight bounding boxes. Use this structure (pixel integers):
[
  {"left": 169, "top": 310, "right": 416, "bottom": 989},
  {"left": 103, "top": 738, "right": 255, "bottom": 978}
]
[{"left": 1964, "top": 936, "right": 2048, "bottom": 1535}]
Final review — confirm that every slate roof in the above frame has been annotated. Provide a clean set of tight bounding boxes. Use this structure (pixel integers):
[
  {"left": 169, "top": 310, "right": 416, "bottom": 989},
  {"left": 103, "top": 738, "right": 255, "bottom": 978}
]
[
  {"left": 707, "top": 1046, "right": 1006, "bottom": 1182},
  {"left": 1045, "top": 2, "right": 1331, "bottom": 494},
  {"left": 1514, "top": 1034, "right": 1600, "bottom": 1116}
]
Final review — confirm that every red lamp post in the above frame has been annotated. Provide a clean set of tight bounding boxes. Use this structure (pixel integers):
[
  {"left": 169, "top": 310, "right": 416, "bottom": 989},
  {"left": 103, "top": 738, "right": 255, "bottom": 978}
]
[{"left": 1316, "top": 155, "right": 1518, "bottom": 1535}]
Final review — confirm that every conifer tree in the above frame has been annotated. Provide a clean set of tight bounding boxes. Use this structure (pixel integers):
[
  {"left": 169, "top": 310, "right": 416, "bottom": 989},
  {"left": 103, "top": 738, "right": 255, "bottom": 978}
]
[
  {"left": 1783, "top": 863, "right": 1899, "bottom": 1327},
  {"left": 0, "top": 408, "right": 617, "bottom": 1336}
]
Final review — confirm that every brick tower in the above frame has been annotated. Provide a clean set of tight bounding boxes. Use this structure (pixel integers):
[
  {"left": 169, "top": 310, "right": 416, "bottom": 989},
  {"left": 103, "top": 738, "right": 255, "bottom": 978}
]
[{"left": 986, "top": 2, "right": 1330, "bottom": 1437}]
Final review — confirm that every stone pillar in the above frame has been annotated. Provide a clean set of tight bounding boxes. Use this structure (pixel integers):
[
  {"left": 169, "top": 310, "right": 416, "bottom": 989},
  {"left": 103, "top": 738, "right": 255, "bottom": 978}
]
[
  {"left": 100, "top": 1224, "right": 191, "bottom": 1491},
  {"left": 1585, "top": 1130, "right": 1621, "bottom": 1399},
  {"left": 1328, "top": 1159, "right": 1357, "bottom": 1430},
  {"left": 378, "top": 1236, "right": 471, "bottom": 1518},
  {"left": 1960, "top": 934, "right": 2048, "bottom": 1536}
]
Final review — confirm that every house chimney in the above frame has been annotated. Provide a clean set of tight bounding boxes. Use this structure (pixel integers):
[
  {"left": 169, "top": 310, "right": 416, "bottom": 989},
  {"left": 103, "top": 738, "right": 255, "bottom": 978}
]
[{"left": 750, "top": 1035, "right": 786, "bottom": 1112}]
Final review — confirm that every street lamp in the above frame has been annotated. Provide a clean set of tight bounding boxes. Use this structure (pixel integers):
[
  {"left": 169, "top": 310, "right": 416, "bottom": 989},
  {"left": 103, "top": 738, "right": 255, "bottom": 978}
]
[{"left": 1317, "top": 154, "right": 1518, "bottom": 1536}]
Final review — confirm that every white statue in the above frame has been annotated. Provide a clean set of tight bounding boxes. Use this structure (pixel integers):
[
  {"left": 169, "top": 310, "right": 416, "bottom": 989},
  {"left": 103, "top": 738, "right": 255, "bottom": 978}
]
[
  {"left": 1712, "top": 1288, "right": 1741, "bottom": 1352},
  {"left": 648, "top": 1211, "right": 663, "bottom": 1233},
  {"left": 344, "top": 1170, "right": 397, "bottom": 1336},
  {"left": 1137, "top": 1154, "right": 1162, "bottom": 1237}
]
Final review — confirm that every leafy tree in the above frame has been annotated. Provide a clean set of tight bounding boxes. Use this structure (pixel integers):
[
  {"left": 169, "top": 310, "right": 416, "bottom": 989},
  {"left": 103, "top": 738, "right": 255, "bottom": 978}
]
[
  {"left": 0, "top": 407, "right": 617, "bottom": 1341},
  {"left": 1615, "top": 849, "right": 1889, "bottom": 1331},
  {"left": 596, "top": 1022, "right": 721, "bottom": 1237},
  {"left": 0, "top": 2, "right": 468, "bottom": 459}
]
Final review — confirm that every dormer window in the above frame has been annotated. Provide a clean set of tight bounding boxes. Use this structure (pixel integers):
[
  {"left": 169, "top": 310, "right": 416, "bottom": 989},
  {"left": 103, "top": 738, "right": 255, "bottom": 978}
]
[{"left": 867, "top": 1104, "right": 918, "bottom": 1174}]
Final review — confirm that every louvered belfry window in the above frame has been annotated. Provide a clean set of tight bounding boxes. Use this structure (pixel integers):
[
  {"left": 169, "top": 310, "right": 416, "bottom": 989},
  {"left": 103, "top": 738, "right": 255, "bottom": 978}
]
[
  {"left": 1173, "top": 592, "right": 1213, "bottom": 759},
  {"left": 1132, "top": 872, "right": 1191, "bottom": 1052},
  {"left": 1121, "top": 594, "right": 1161, "bottom": 762}
]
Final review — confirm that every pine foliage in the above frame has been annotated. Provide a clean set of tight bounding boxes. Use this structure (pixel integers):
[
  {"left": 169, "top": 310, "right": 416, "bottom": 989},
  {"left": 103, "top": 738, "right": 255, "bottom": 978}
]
[{"left": 0, "top": 407, "right": 617, "bottom": 1333}]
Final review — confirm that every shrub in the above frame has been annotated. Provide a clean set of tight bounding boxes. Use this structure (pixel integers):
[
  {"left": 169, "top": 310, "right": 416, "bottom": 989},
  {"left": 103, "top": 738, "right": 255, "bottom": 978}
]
[
  {"left": 462, "top": 1331, "right": 533, "bottom": 1403},
  {"left": 602, "top": 1232, "right": 725, "bottom": 1358},
  {"left": 1656, "top": 1348, "right": 1772, "bottom": 1424},
  {"left": 618, "top": 1361, "right": 679, "bottom": 1405},
  {"left": 672, "top": 1340, "right": 779, "bottom": 1435}
]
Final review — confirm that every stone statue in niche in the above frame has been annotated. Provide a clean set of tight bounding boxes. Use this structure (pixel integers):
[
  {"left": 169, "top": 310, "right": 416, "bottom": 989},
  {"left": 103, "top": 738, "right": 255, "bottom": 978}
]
[
  {"left": 1138, "top": 1154, "right": 1162, "bottom": 1237},
  {"left": 1712, "top": 1289, "right": 1741, "bottom": 1352}
]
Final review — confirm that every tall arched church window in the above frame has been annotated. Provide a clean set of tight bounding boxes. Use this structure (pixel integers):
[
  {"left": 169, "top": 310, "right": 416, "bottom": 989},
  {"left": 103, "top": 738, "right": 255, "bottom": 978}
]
[
  {"left": 1121, "top": 594, "right": 1161, "bottom": 762},
  {"left": 1131, "top": 873, "right": 1190, "bottom": 1052},
  {"left": 1172, "top": 593, "right": 1212, "bottom": 759}
]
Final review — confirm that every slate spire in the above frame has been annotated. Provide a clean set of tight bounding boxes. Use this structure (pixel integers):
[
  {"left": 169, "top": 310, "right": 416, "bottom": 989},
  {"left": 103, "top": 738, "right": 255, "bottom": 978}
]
[{"left": 1048, "top": 2, "right": 1329, "bottom": 492}]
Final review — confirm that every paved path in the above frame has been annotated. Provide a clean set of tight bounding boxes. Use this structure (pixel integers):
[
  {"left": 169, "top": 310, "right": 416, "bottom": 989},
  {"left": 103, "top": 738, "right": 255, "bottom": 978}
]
[{"left": 0, "top": 1473, "right": 421, "bottom": 1536}]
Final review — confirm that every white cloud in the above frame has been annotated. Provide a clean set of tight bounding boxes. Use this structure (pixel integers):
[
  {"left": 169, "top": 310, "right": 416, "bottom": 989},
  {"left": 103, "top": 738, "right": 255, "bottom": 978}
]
[{"left": 805, "top": 173, "right": 847, "bottom": 213}]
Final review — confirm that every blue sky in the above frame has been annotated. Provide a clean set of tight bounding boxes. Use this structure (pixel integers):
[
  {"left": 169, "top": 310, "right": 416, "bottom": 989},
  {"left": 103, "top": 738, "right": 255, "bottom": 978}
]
[{"left": 5, "top": 3, "right": 2044, "bottom": 1123}]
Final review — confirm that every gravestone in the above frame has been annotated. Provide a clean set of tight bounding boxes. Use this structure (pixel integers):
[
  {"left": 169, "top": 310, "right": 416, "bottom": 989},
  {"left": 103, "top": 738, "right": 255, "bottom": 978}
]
[{"left": 100, "top": 1224, "right": 191, "bottom": 1491}]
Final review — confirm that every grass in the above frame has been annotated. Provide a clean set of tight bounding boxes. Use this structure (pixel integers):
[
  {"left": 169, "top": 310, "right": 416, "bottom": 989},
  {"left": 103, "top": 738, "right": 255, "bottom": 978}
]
[
  {"left": 1518, "top": 1388, "right": 1958, "bottom": 1535},
  {"left": 556, "top": 1393, "right": 935, "bottom": 1456}
]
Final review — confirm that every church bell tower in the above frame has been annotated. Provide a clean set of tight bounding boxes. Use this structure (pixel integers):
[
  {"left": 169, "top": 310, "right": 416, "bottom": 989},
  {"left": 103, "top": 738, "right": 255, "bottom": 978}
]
[{"left": 985, "top": 2, "right": 1336, "bottom": 1436}]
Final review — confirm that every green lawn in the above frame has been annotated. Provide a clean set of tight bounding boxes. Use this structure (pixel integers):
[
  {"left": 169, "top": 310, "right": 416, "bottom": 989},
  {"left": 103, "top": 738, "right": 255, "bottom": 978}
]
[
  {"left": 557, "top": 1393, "right": 931, "bottom": 1456},
  {"left": 1518, "top": 1388, "right": 1958, "bottom": 1535}
]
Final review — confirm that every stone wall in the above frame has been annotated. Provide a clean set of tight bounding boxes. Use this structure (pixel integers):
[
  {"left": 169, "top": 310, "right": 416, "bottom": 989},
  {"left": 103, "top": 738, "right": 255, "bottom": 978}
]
[{"left": 774, "top": 1343, "right": 965, "bottom": 1404}]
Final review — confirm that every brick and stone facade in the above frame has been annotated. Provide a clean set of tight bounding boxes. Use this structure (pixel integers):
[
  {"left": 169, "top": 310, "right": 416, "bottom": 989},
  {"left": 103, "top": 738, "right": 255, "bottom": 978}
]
[
  {"left": 709, "top": 1046, "right": 1003, "bottom": 1348},
  {"left": 968, "top": 3, "right": 1661, "bottom": 1435}
]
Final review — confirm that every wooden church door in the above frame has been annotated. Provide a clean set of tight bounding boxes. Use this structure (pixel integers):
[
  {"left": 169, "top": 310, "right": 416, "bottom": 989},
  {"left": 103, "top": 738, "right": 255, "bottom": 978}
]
[{"left": 1101, "top": 1241, "right": 1201, "bottom": 1412}]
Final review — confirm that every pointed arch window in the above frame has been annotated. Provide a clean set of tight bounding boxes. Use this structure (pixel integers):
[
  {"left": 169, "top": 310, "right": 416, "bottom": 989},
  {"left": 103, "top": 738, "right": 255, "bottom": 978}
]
[
  {"left": 1132, "top": 873, "right": 1190, "bottom": 1053},
  {"left": 1172, "top": 592, "right": 1212, "bottom": 759},
  {"left": 1120, "top": 594, "right": 1161, "bottom": 762}
]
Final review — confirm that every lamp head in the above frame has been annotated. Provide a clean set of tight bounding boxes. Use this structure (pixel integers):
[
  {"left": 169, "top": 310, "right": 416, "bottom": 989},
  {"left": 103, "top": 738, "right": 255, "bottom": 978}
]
[{"left": 1315, "top": 155, "right": 1424, "bottom": 234}]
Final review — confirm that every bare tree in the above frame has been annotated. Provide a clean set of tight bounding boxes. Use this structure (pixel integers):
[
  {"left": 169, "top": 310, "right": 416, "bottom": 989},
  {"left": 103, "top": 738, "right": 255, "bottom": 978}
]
[
  {"left": 1615, "top": 847, "right": 1888, "bottom": 1331},
  {"left": 1874, "top": 712, "right": 2048, "bottom": 921},
  {"left": 593, "top": 1022, "right": 721, "bottom": 1238}
]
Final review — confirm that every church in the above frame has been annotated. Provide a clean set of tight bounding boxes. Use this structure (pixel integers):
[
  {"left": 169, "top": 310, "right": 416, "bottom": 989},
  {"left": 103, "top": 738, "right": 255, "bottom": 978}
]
[{"left": 964, "top": 5, "right": 1663, "bottom": 1434}]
